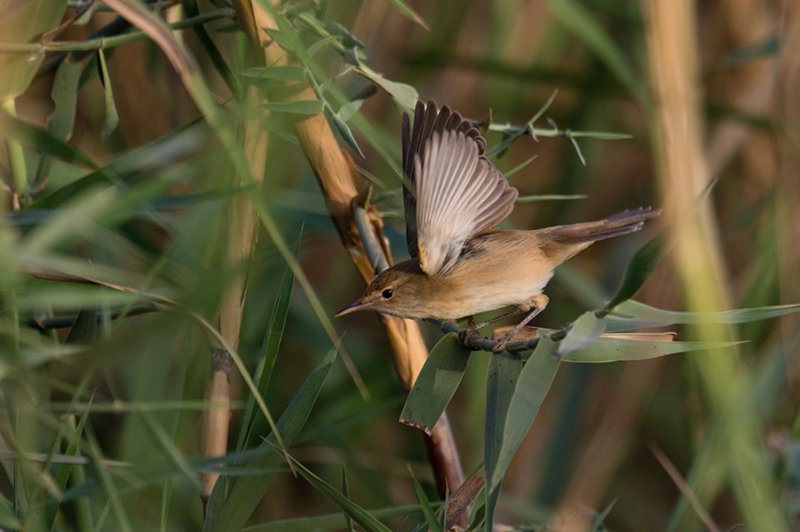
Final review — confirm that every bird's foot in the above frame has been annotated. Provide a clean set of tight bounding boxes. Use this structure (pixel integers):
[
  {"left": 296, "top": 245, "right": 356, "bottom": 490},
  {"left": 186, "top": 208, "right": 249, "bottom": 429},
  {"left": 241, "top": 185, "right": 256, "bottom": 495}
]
[
  {"left": 458, "top": 317, "right": 481, "bottom": 347},
  {"left": 492, "top": 301, "right": 547, "bottom": 352}
]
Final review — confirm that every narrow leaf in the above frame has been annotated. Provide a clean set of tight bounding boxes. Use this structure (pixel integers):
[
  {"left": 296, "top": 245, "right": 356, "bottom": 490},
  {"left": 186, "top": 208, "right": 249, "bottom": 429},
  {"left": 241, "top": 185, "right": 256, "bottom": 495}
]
[
  {"left": 615, "top": 300, "right": 800, "bottom": 325},
  {"left": 241, "top": 504, "right": 429, "bottom": 531},
  {"left": 260, "top": 100, "right": 325, "bottom": 115},
  {"left": 20, "top": 186, "right": 118, "bottom": 255},
  {"left": 328, "top": 106, "right": 365, "bottom": 158},
  {"left": 0, "top": 0, "right": 67, "bottom": 100},
  {"left": 504, "top": 154, "right": 538, "bottom": 178},
  {"left": 399, "top": 334, "right": 470, "bottom": 434},
  {"left": 484, "top": 352, "right": 522, "bottom": 531},
  {"left": 45, "top": 411, "right": 92, "bottom": 529},
  {"left": 603, "top": 234, "right": 665, "bottom": 311},
  {"left": 288, "top": 456, "right": 392, "bottom": 532},
  {"left": 0, "top": 111, "right": 100, "bottom": 170},
  {"left": 264, "top": 27, "right": 299, "bottom": 52},
  {"left": 489, "top": 337, "right": 559, "bottom": 491},
  {"left": 356, "top": 65, "right": 418, "bottom": 110},
  {"left": 65, "top": 309, "right": 99, "bottom": 344},
  {"left": 46, "top": 56, "right": 83, "bottom": 141},
  {"left": 410, "top": 469, "right": 443, "bottom": 532},
  {"left": 591, "top": 499, "right": 617, "bottom": 530},
  {"left": 241, "top": 66, "right": 307, "bottom": 81},
  {"left": 546, "top": 0, "right": 644, "bottom": 102},
  {"left": 238, "top": 231, "right": 300, "bottom": 450},
  {"left": 386, "top": 0, "right": 430, "bottom": 30},
  {"left": 323, "top": 20, "right": 367, "bottom": 49},
  {"left": 560, "top": 337, "right": 742, "bottom": 363},
  {"left": 516, "top": 194, "right": 587, "bottom": 203},
  {"left": 0, "top": 492, "right": 19, "bottom": 528},
  {"left": 557, "top": 311, "right": 606, "bottom": 356},
  {"left": 98, "top": 48, "right": 119, "bottom": 139},
  {"left": 342, "top": 468, "right": 355, "bottom": 532},
  {"left": 86, "top": 429, "right": 133, "bottom": 532},
  {"left": 141, "top": 412, "right": 202, "bottom": 490},
  {"left": 204, "top": 348, "right": 337, "bottom": 532}
]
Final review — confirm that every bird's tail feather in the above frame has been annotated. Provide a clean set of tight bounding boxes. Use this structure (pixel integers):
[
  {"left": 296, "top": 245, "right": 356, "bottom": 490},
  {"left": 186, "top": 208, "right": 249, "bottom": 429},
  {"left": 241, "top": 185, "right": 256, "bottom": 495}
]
[{"left": 537, "top": 207, "right": 660, "bottom": 244}]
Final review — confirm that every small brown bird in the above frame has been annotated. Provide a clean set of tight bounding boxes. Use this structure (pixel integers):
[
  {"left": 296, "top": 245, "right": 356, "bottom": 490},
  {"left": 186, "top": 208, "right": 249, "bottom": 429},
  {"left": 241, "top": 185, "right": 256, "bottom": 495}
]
[{"left": 338, "top": 100, "right": 658, "bottom": 348}]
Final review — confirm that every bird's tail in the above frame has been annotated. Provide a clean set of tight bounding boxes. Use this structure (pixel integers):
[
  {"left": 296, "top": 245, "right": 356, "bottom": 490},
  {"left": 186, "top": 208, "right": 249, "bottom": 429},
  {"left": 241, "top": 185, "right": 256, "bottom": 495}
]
[{"left": 534, "top": 207, "right": 660, "bottom": 261}]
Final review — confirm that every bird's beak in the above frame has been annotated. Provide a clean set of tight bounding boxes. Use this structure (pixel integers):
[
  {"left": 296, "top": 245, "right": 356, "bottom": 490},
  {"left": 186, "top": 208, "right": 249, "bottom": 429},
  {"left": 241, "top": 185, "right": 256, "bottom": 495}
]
[{"left": 335, "top": 299, "right": 369, "bottom": 317}]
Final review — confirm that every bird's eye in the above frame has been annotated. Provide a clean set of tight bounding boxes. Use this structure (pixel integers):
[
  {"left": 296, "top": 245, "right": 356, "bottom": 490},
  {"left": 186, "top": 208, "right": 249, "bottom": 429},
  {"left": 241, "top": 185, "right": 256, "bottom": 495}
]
[{"left": 381, "top": 288, "right": 394, "bottom": 299}]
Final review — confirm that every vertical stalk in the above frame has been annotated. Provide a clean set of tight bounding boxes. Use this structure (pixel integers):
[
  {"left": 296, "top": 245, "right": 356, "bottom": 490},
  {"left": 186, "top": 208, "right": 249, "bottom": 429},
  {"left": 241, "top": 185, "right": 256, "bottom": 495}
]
[
  {"left": 242, "top": 0, "right": 466, "bottom": 502},
  {"left": 645, "top": 1, "right": 787, "bottom": 529},
  {"left": 200, "top": 22, "right": 271, "bottom": 508},
  {"left": 2, "top": 99, "right": 27, "bottom": 208}
]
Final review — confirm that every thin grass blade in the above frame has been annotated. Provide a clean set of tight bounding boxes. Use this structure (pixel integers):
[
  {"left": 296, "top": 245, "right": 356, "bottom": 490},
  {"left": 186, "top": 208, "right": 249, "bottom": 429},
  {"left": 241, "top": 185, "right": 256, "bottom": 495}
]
[
  {"left": 545, "top": 0, "right": 644, "bottom": 102},
  {"left": 260, "top": 100, "right": 325, "bottom": 114},
  {"left": 98, "top": 49, "right": 119, "bottom": 139},
  {"left": 286, "top": 455, "right": 392, "bottom": 532},
  {"left": 237, "top": 230, "right": 300, "bottom": 450},
  {"left": 409, "top": 468, "right": 443, "bottom": 532},
  {"left": 203, "top": 347, "right": 337, "bottom": 532},
  {"left": 386, "top": 0, "right": 429, "bottom": 30}
]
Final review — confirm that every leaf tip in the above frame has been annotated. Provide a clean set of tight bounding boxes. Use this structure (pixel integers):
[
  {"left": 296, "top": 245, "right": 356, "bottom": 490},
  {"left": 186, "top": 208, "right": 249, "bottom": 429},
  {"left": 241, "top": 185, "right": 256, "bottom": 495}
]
[{"left": 399, "top": 417, "right": 432, "bottom": 435}]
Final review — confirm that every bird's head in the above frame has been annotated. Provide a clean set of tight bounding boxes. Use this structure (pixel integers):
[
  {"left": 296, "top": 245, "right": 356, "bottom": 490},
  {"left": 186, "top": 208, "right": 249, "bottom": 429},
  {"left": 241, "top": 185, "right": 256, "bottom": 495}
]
[{"left": 336, "top": 261, "right": 433, "bottom": 319}]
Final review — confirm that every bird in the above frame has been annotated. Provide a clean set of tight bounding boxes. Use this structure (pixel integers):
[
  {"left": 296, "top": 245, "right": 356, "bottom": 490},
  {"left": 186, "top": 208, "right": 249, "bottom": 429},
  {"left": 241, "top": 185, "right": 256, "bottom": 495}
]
[{"left": 337, "top": 100, "right": 658, "bottom": 350}]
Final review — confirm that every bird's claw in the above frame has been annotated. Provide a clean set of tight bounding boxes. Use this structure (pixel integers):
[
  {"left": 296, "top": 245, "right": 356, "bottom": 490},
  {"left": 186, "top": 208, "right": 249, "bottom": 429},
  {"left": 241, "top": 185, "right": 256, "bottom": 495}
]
[
  {"left": 492, "top": 335, "right": 511, "bottom": 353},
  {"left": 458, "top": 318, "right": 482, "bottom": 347},
  {"left": 458, "top": 326, "right": 480, "bottom": 347}
]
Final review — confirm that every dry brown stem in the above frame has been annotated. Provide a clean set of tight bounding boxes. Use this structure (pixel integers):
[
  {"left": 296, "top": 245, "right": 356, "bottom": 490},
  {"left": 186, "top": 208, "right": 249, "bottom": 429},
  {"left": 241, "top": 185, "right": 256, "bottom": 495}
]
[
  {"left": 200, "top": 1, "right": 271, "bottom": 505},
  {"left": 239, "top": 0, "right": 466, "bottom": 504}
]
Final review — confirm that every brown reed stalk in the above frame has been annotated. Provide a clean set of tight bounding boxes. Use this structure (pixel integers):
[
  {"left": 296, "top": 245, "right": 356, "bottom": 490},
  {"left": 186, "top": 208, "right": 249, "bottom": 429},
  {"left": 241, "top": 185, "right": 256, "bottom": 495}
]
[
  {"left": 234, "top": 0, "right": 466, "bottom": 505},
  {"left": 200, "top": 82, "right": 269, "bottom": 503},
  {"left": 199, "top": 3, "right": 270, "bottom": 505}
]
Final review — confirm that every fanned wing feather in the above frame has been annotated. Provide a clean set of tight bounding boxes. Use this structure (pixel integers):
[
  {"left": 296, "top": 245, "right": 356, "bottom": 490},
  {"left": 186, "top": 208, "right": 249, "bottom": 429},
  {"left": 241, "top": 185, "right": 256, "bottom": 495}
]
[
  {"left": 415, "top": 129, "right": 518, "bottom": 276},
  {"left": 402, "top": 100, "right": 487, "bottom": 261}
]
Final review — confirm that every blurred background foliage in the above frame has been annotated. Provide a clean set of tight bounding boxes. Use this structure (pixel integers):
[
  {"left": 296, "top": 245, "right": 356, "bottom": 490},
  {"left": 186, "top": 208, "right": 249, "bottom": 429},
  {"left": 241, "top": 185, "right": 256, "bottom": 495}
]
[{"left": 1, "top": 0, "right": 799, "bottom": 530}]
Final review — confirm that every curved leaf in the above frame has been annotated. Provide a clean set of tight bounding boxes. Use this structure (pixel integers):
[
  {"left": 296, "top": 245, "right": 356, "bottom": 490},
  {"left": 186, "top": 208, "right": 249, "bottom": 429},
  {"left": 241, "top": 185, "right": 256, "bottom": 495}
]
[
  {"left": 484, "top": 352, "right": 522, "bottom": 530},
  {"left": 489, "top": 337, "right": 558, "bottom": 492},
  {"left": 400, "top": 333, "right": 470, "bottom": 434},
  {"left": 355, "top": 65, "right": 418, "bottom": 111},
  {"left": 0, "top": 0, "right": 67, "bottom": 99},
  {"left": 603, "top": 234, "right": 665, "bottom": 312},
  {"left": 557, "top": 311, "right": 606, "bottom": 356}
]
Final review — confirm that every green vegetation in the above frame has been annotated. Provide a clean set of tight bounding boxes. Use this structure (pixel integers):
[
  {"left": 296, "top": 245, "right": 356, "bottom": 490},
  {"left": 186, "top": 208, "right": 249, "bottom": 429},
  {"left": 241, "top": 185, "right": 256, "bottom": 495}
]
[{"left": 1, "top": 1, "right": 798, "bottom": 530}]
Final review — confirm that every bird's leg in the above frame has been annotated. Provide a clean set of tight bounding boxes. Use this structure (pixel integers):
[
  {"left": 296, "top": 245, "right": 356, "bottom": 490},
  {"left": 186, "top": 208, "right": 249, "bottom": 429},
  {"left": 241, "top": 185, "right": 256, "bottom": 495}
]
[
  {"left": 458, "top": 316, "right": 481, "bottom": 346},
  {"left": 472, "top": 308, "right": 524, "bottom": 330},
  {"left": 493, "top": 294, "right": 549, "bottom": 352}
]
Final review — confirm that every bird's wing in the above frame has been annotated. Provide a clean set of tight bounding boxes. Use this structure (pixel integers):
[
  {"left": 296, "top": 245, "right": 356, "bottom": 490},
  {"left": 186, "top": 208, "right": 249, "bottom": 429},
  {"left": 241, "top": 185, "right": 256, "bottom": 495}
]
[
  {"left": 401, "top": 100, "right": 487, "bottom": 262},
  {"left": 402, "top": 101, "right": 518, "bottom": 276}
]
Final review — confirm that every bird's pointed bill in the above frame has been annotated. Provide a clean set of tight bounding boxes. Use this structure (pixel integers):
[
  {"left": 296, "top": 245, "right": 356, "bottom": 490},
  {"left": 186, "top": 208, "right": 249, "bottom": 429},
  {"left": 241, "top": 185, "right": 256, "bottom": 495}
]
[{"left": 336, "top": 300, "right": 370, "bottom": 317}]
